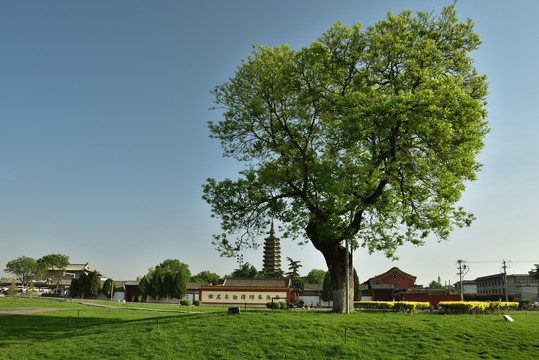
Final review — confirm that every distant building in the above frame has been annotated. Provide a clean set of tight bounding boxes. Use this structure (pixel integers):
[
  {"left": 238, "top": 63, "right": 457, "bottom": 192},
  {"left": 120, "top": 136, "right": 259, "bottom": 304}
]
[
  {"left": 262, "top": 222, "right": 281, "bottom": 277},
  {"left": 476, "top": 273, "right": 539, "bottom": 301},
  {"left": 361, "top": 267, "right": 460, "bottom": 307},
  {"left": 364, "top": 267, "right": 417, "bottom": 291},
  {"left": 454, "top": 280, "right": 477, "bottom": 294}
]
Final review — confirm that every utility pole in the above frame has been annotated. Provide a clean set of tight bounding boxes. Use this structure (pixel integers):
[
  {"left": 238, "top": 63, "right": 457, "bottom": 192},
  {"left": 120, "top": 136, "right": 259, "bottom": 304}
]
[
  {"left": 345, "top": 238, "right": 350, "bottom": 314},
  {"left": 457, "top": 260, "right": 469, "bottom": 301},
  {"left": 502, "top": 260, "right": 508, "bottom": 302}
]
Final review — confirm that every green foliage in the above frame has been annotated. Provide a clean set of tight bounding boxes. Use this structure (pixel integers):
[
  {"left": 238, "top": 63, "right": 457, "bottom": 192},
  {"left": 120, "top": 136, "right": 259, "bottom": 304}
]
[
  {"left": 353, "top": 269, "right": 361, "bottom": 301},
  {"left": 26, "top": 283, "right": 37, "bottom": 298},
  {"left": 193, "top": 300, "right": 202, "bottom": 306},
  {"left": 229, "top": 262, "right": 260, "bottom": 278},
  {"left": 438, "top": 301, "right": 519, "bottom": 314},
  {"left": 150, "top": 273, "right": 163, "bottom": 302},
  {"left": 305, "top": 269, "right": 326, "bottom": 284},
  {"left": 1, "top": 298, "right": 539, "bottom": 359},
  {"left": 150, "top": 259, "right": 191, "bottom": 284},
  {"left": 268, "top": 301, "right": 280, "bottom": 309},
  {"left": 529, "top": 264, "right": 539, "bottom": 280},
  {"left": 139, "top": 260, "right": 189, "bottom": 302},
  {"left": 36, "top": 253, "right": 69, "bottom": 292},
  {"left": 4, "top": 256, "right": 41, "bottom": 286},
  {"left": 171, "top": 272, "right": 187, "bottom": 300},
  {"left": 279, "top": 301, "right": 287, "bottom": 309},
  {"left": 321, "top": 271, "right": 332, "bottom": 303},
  {"left": 291, "top": 277, "right": 305, "bottom": 293},
  {"left": 191, "top": 270, "right": 221, "bottom": 285},
  {"left": 69, "top": 278, "right": 79, "bottom": 298},
  {"left": 286, "top": 257, "right": 302, "bottom": 278},
  {"left": 136, "top": 276, "right": 149, "bottom": 302},
  {"left": 356, "top": 301, "right": 430, "bottom": 312},
  {"left": 180, "top": 299, "right": 191, "bottom": 306},
  {"left": 87, "top": 271, "right": 100, "bottom": 298},
  {"left": 203, "top": 4, "right": 489, "bottom": 313},
  {"left": 7, "top": 282, "right": 18, "bottom": 296},
  {"left": 78, "top": 272, "right": 88, "bottom": 299},
  {"left": 428, "top": 280, "right": 443, "bottom": 289},
  {"left": 101, "top": 278, "right": 113, "bottom": 298},
  {"left": 162, "top": 273, "right": 174, "bottom": 303}
]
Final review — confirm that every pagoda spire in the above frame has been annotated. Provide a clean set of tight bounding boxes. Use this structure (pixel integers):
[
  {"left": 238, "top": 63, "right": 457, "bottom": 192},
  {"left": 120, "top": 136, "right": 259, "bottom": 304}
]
[{"left": 263, "top": 221, "right": 281, "bottom": 277}]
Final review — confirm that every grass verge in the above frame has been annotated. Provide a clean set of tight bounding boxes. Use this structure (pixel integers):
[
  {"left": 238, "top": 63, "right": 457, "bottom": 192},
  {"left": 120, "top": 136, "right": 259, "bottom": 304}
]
[{"left": 1, "top": 298, "right": 538, "bottom": 359}]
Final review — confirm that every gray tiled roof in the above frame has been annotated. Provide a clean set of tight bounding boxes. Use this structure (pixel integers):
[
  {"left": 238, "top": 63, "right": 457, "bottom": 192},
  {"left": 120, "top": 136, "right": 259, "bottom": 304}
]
[{"left": 223, "top": 278, "right": 291, "bottom": 287}]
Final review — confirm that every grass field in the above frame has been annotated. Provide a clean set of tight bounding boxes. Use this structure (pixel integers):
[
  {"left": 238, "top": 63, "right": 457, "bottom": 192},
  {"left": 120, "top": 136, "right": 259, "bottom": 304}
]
[{"left": 1, "top": 297, "right": 538, "bottom": 359}]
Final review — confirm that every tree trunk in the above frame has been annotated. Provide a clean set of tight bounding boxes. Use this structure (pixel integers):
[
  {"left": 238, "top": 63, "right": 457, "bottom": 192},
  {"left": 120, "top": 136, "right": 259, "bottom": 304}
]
[{"left": 321, "top": 243, "right": 354, "bottom": 313}]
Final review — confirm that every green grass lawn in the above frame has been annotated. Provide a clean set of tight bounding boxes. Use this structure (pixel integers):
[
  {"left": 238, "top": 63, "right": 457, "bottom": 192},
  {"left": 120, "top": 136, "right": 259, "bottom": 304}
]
[{"left": 1, "top": 297, "right": 538, "bottom": 359}]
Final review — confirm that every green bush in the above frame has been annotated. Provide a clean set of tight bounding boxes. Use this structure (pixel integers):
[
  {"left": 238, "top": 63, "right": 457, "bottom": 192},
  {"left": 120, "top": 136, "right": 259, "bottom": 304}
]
[
  {"left": 180, "top": 299, "right": 191, "bottom": 306},
  {"left": 279, "top": 302, "right": 287, "bottom": 309},
  {"left": 193, "top": 300, "right": 202, "bottom": 306},
  {"left": 266, "top": 301, "right": 280, "bottom": 309}
]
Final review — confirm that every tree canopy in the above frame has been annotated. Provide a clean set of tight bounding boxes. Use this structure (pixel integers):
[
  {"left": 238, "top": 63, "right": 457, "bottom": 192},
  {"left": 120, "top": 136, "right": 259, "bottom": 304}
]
[
  {"left": 191, "top": 270, "right": 222, "bottom": 285},
  {"left": 306, "top": 269, "right": 326, "bottom": 284},
  {"left": 4, "top": 256, "right": 42, "bottom": 286},
  {"left": 203, "top": 5, "right": 488, "bottom": 313},
  {"left": 37, "top": 253, "right": 70, "bottom": 292}
]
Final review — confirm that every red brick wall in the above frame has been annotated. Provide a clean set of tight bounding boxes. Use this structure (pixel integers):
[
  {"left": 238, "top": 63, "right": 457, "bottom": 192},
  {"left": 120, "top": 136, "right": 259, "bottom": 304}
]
[{"left": 394, "top": 293, "right": 461, "bottom": 309}]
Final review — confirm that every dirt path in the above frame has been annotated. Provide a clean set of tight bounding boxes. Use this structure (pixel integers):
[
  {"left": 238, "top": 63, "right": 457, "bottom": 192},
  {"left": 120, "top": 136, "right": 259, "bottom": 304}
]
[
  {"left": 79, "top": 301, "right": 203, "bottom": 313},
  {"left": 0, "top": 308, "right": 66, "bottom": 316}
]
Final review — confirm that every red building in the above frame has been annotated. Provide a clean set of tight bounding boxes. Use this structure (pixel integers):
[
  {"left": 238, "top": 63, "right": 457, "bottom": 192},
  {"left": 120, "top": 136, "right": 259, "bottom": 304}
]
[{"left": 367, "top": 267, "right": 417, "bottom": 290}]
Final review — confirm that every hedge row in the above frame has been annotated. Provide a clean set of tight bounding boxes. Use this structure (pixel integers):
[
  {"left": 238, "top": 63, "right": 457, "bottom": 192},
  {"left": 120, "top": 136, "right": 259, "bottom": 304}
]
[
  {"left": 354, "top": 301, "right": 430, "bottom": 312},
  {"left": 438, "top": 301, "right": 519, "bottom": 314},
  {"left": 266, "top": 301, "right": 287, "bottom": 309}
]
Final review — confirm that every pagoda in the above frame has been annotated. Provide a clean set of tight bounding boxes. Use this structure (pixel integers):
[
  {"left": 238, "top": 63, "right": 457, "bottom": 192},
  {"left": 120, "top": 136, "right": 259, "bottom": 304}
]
[{"left": 263, "top": 222, "right": 281, "bottom": 277}]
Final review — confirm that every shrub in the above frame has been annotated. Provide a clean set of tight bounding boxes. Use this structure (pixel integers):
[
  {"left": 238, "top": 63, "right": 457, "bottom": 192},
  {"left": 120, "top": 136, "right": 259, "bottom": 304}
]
[
  {"left": 438, "top": 301, "right": 519, "bottom": 314},
  {"left": 180, "top": 299, "right": 192, "bottom": 306},
  {"left": 354, "top": 301, "right": 430, "bottom": 312},
  {"left": 193, "top": 300, "right": 202, "bottom": 306},
  {"left": 266, "top": 301, "right": 280, "bottom": 309},
  {"left": 279, "top": 301, "right": 287, "bottom": 309}
]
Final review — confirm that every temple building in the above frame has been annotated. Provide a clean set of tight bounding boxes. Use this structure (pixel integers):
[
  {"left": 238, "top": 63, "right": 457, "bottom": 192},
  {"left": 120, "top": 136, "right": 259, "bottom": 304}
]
[{"left": 262, "top": 222, "right": 281, "bottom": 277}]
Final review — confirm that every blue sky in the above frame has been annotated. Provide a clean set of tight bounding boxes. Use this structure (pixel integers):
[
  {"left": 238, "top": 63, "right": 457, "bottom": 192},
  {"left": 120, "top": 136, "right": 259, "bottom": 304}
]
[{"left": 1, "top": 0, "right": 538, "bottom": 286}]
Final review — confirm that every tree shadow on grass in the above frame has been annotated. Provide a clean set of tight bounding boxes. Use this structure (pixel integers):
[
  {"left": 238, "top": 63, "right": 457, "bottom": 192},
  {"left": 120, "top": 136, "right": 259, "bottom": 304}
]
[{"left": 0, "top": 307, "right": 196, "bottom": 344}]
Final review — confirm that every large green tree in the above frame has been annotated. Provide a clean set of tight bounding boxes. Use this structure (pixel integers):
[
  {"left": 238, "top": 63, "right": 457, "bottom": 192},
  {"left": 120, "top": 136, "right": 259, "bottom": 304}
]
[
  {"left": 101, "top": 278, "right": 114, "bottom": 299},
  {"left": 87, "top": 270, "right": 101, "bottom": 298},
  {"left": 171, "top": 272, "right": 187, "bottom": 301},
  {"left": 203, "top": 5, "right": 488, "bottom": 313},
  {"left": 37, "top": 253, "right": 70, "bottom": 293},
  {"left": 306, "top": 269, "right": 326, "bottom": 284},
  {"left": 4, "top": 256, "right": 42, "bottom": 287},
  {"left": 229, "top": 262, "right": 260, "bottom": 278},
  {"left": 191, "top": 270, "right": 222, "bottom": 285},
  {"left": 149, "top": 259, "right": 191, "bottom": 283}
]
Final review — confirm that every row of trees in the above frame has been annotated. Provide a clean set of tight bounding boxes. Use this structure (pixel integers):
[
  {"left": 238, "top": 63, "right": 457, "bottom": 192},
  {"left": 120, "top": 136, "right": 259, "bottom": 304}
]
[
  {"left": 4, "top": 254, "right": 69, "bottom": 292},
  {"left": 135, "top": 259, "right": 189, "bottom": 302},
  {"left": 69, "top": 271, "right": 103, "bottom": 299}
]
